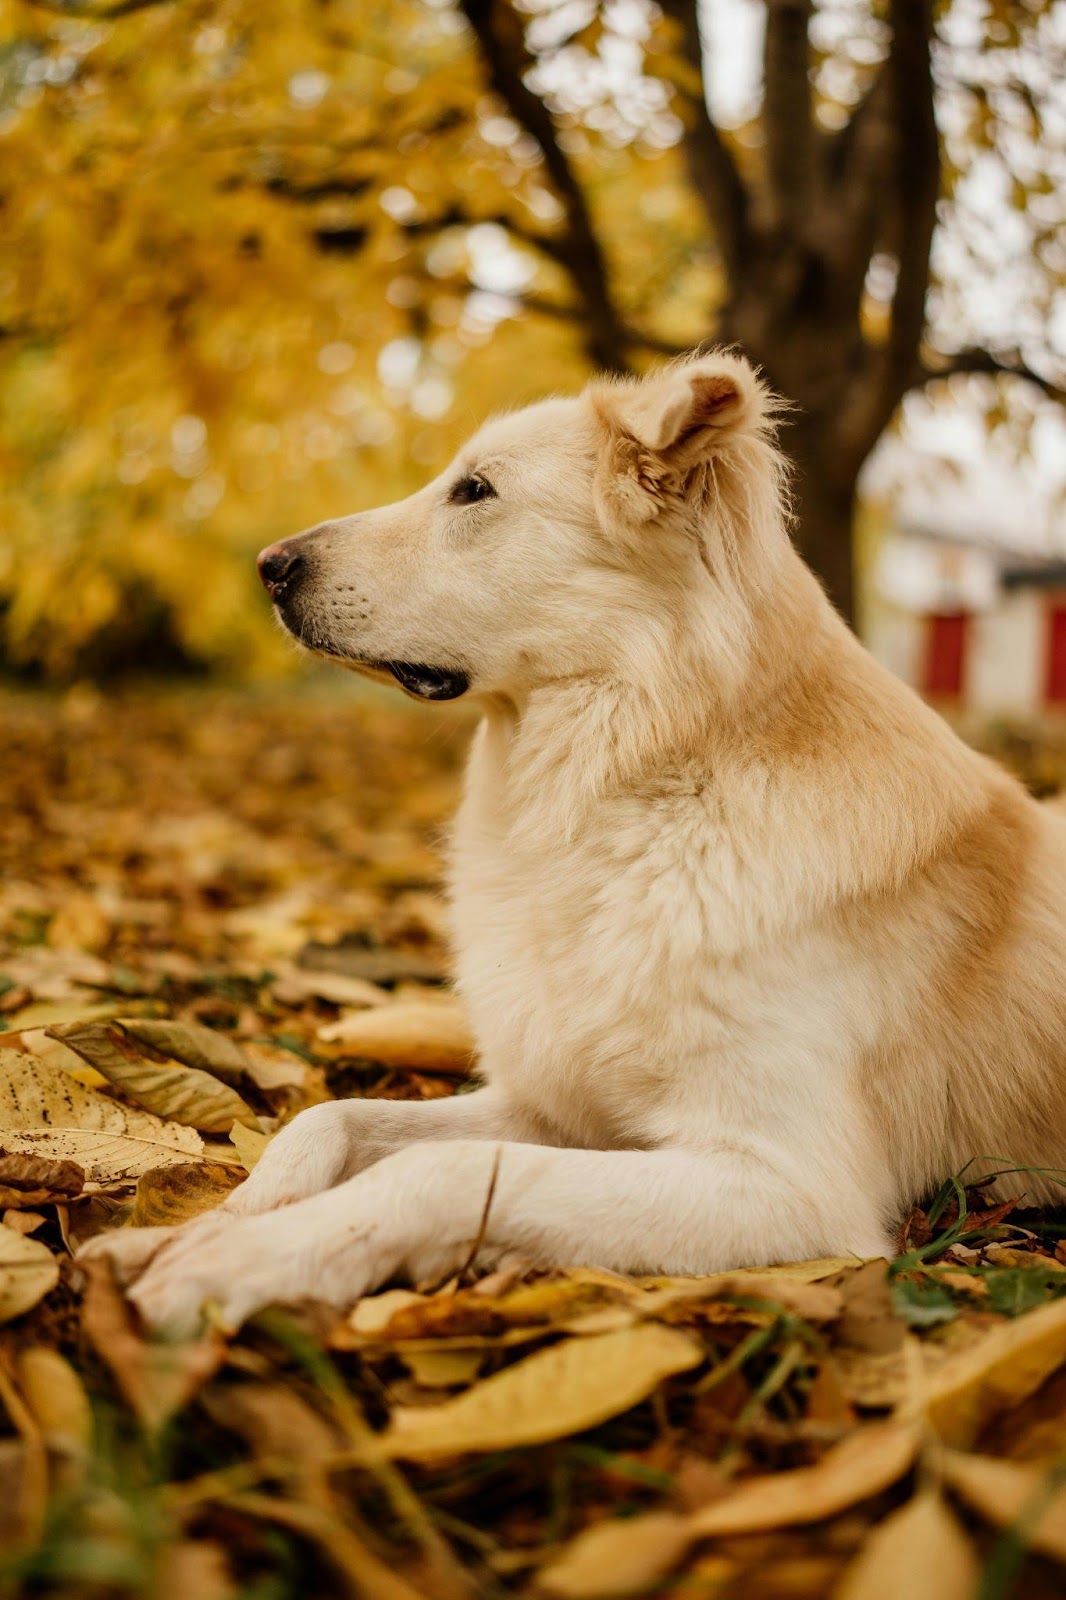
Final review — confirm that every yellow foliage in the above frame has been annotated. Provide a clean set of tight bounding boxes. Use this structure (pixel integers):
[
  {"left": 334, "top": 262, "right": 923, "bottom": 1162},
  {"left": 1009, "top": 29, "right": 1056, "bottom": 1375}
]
[{"left": 0, "top": 0, "right": 707, "bottom": 676}]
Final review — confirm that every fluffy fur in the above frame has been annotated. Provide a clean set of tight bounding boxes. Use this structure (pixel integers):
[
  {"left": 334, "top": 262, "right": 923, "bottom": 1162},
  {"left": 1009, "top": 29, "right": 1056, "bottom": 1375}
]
[{"left": 84, "top": 350, "right": 1066, "bottom": 1335}]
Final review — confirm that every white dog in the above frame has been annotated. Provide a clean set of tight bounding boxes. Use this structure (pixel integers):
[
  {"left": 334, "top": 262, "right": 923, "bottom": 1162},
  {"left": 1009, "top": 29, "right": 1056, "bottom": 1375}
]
[{"left": 86, "top": 350, "right": 1066, "bottom": 1336}]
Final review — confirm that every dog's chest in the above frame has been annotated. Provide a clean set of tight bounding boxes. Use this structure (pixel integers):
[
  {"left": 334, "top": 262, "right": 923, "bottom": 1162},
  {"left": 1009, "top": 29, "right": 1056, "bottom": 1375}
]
[{"left": 447, "top": 771, "right": 837, "bottom": 1147}]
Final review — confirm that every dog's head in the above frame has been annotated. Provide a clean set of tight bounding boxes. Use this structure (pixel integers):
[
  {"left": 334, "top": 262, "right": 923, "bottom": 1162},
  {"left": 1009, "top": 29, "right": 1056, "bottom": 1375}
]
[{"left": 258, "top": 349, "right": 789, "bottom": 703}]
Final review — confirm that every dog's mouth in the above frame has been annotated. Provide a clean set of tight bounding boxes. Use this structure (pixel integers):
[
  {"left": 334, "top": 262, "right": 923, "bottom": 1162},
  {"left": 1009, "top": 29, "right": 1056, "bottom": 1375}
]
[{"left": 377, "top": 661, "right": 470, "bottom": 701}]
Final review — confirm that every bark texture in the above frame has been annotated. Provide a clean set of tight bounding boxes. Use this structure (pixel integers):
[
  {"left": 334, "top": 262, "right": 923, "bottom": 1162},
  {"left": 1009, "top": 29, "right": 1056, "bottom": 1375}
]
[{"left": 459, "top": 0, "right": 1060, "bottom": 625}]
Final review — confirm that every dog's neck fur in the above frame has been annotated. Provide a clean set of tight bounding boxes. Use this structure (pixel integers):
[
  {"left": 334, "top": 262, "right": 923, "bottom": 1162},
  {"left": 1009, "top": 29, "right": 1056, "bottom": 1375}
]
[{"left": 474, "top": 498, "right": 997, "bottom": 923}]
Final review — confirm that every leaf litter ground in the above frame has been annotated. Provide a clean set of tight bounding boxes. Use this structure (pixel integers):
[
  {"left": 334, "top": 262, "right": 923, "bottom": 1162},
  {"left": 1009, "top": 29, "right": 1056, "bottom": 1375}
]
[{"left": 2, "top": 686, "right": 1066, "bottom": 1599}]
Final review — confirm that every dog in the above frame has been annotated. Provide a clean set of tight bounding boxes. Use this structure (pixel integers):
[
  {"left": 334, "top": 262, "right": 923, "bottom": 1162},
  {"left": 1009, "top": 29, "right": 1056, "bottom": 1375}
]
[{"left": 85, "top": 349, "right": 1066, "bottom": 1336}]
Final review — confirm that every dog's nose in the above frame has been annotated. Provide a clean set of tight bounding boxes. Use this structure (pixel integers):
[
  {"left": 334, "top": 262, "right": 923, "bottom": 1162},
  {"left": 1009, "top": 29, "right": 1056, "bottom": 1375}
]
[{"left": 257, "top": 541, "right": 305, "bottom": 597}]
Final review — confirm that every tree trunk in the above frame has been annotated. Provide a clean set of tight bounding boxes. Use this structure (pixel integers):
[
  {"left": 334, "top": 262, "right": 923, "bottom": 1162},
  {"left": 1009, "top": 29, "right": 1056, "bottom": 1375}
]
[{"left": 788, "top": 461, "right": 857, "bottom": 627}]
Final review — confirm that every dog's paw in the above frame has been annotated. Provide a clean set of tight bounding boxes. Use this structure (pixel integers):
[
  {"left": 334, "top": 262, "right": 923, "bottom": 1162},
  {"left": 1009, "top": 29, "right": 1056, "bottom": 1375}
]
[
  {"left": 78, "top": 1210, "right": 235, "bottom": 1288},
  {"left": 123, "top": 1206, "right": 395, "bottom": 1338}
]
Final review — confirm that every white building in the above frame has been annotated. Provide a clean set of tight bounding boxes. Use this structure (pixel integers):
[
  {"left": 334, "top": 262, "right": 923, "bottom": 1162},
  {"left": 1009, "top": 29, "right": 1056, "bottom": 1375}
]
[{"left": 867, "top": 526, "right": 1066, "bottom": 716}]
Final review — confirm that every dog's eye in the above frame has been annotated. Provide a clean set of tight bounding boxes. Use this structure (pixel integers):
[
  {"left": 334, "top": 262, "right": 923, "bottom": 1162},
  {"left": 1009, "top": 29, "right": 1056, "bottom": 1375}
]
[{"left": 449, "top": 474, "right": 496, "bottom": 506}]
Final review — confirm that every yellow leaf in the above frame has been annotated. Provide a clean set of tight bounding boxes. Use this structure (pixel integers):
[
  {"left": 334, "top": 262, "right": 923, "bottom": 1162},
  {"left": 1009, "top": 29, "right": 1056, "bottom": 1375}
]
[
  {"left": 688, "top": 1420, "right": 918, "bottom": 1536},
  {"left": 0, "top": 1225, "right": 59, "bottom": 1322},
  {"left": 316, "top": 999, "right": 474, "bottom": 1075},
  {"left": 835, "top": 1493, "right": 979, "bottom": 1600},
  {"left": 17, "top": 1348, "right": 93, "bottom": 1456},
  {"left": 943, "top": 1450, "right": 1066, "bottom": 1564},
  {"left": 403, "top": 1349, "right": 484, "bottom": 1389},
  {"left": 0, "top": 1050, "right": 202, "bottom": 1180},
  {"left": 380, "top": 1324, "right": 703, "bottom": 1459},
  {"left": 132, "top": 1161, "right": 244, "bottom": 1227},
  {"left": 1, "top": 1129, "right": 202, "bottom": 1183},
  {"left": 538, "top": 1512, "right": 692, "bottom": 1598},
  {"left": 118, "top": 1019, "right": 251, "bottom": 1088},
  {"left": 229, "top": 1121, "right": 272, "bottom": 1172},
  {"left": 48, "top": 1022, "right": 259, "bottom": 1133},
  {"left": 918, "top": 1297, "right": 1066, "bottom": 1448}
]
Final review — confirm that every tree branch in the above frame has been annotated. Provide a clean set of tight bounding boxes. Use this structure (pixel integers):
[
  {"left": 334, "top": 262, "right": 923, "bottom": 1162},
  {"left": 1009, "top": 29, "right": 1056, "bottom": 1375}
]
[
  {"left": 918, "top": 348, "right": 1066, "bottom": 406},
  {"left": 763, "top": 0, "right": 814, "bottom": 233},
  {"left": 458, "top": 0, "right": 629, "bottom": 371},
  {"left": 838, "top": 0, "right": 939, "bottom": 461},
  {"left": 880, "top": 0, "right": 939, "bottom": 403},
  {"left": 657, "top": 0, "right": 749, "bottom": 288}
]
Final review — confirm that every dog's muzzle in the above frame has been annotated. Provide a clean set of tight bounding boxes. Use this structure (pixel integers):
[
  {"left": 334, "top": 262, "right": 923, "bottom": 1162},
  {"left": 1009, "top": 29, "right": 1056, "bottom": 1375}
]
[{"left": 256, "top": 539, "right": 469, "bottom": 701}]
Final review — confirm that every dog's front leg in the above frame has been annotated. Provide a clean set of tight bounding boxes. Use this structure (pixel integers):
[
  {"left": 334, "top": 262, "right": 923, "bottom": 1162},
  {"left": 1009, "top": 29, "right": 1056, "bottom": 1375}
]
[
  {"left": 126, "top": 1140, "right": 892, "bottom": 1337},
  {"left": 81, "top": 1087, "right": 542, "bottom": 1285}
]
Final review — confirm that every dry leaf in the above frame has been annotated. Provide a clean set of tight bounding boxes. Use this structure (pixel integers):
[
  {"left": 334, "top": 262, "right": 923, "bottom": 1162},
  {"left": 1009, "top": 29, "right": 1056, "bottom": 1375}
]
[
  {"left": 687, "top": 1420, "right": 918, "bottom": 1536},
  {"left": 0, "top": 1149, "right": 84, "bottom": 1208},
  {"left": 80, "top": 1260, "right": 225, "bottom": 1433},
  {"left": 238, "top": 1041, "right": 311, "bottom": 1092},
  {"left": 229, "top": 1121, "right": 272, "bottom": 1171},
  {"left": 0, "top": 1225, "right": 59, "bottom": 1321},
  {"left": 270, "top": 963, "right": 390, "bottom": 1009},
  {"left": 943, "top": 1450, "right": 1066, "bottom": 1562},
  {"left": 3, "top": 1210, "right": 46, "bottom": 1236},
  {"left": 0, "top": 1050, "right": 203, "bottom": 1179},
  {"left": 316, "top": 999, "right": 474, "bottom": 1075},
  {"left": 49, "top": 1021, "right": 259, "bottom": 1132},
  {"left": 918, "top": 1296, "right": 1066, "bottom": 1447},
  {"left": 381, "top": 1324, "right": 703, "bottom": 1459},
  {"left": 537, "top": 1512, "right": 692, "bottom": 1598},
  {"left": 834, "top": 1493, "right": 979, "bottom": 1600},
  {"left": 402, "top": 1349, "right": 484, "bottom": 1389},
  {"left": 350, "top": 1288, "right": 428, "bottom": 1335},
  {"left": 644, "top": 1271, "right": 844, "bottom": 1324},
  {"left": 117, "top": 1019, "right": 251, "bottom": 1087},
  {"left": 132, "top": 1161, "right": 245, "bottom": 1227},
  {"left": 18, "top": 1348, "right": 93, "bottom": 1455},
  {"left": 2, "top": 1128, "right": 201, "bottom": 1183}
]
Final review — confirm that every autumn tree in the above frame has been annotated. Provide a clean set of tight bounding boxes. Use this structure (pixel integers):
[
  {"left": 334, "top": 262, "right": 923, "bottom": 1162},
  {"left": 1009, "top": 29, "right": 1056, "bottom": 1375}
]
[
  {"left": 455, "top": 0, "right": 1065, "bottom": 620},
  {"left": 0, "top": 0, "right": 1062, "bottom": 670}
]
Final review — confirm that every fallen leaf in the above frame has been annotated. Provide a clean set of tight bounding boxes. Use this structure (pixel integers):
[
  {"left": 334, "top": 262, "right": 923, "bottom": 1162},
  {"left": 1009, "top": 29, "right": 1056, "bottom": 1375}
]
[
  {"left": 2, "top": 1128, "right": 202, "bottom": 1183},
  {"left": 270, "top": 963, "right": 390, "bottom": 1009},
  {"left": 18, "top": 1348, "right": 93, "bottom": 1456},
  {"left": 918, "top": 1297, "right": 1066, "bottom": 1447},
  {"left": 380, "top": 1324, "right": 703, "bottom": 1459},
  {"left": 834, "top": 1493, "right": 979, "bottom": 1600},
  {"left": 350, "top": 1288, "right": 428, "bottom": 1335},
  {"left": 0, "top": 1149, "right": 84, "bottom": 1208},
  {"left": 229, "top": 1121, "right": 272, "bottom": 1171},
  {"left": 0, "top": 1225, "right": 59, "bottom": 1322},
  {"left": 537, "top": 1512, "right": 692, "bottom": 1598},
  {"left": 80, "top": 1259, "right": 225, "bottom": 1433},
  {"left": 645, "top": 1272, "right": 844, "bottom": 1324},
  {"left": 117, "top": 1018, "right": 251, "bottom": 1087},
  {"left": 943, "top": 1450, "right": 1066, "bottom": 1562},
  {"left": 316, "top": 999, "right": 474, "bottom": 1075},
  {"left": 3, "top": 1210, "right": 46, "bottom": 1235},
  {"left": 687, "top": 1420, "right": 918, "bottom": 1536},
  {"left": 238, "top": 1041, "right": 311, "bottom": 1092},
  {"left": 402, "top": 1349, "right": 484, "bottom": 1389},
  {"left": 49, "top": 1021, "right": 259, "bottom": 1132},
  {"left": 132, "top": 1161, "right": 244, "bottom": 1226},
  {"left": 0, "top": 1050, "right": 203, "bottom": 1179}
]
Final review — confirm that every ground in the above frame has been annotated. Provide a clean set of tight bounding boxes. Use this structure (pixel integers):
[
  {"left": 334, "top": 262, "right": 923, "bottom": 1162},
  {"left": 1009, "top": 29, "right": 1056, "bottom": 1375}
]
[{"left": 2, "top": 684, "right": 1066, "bottom": 1600}]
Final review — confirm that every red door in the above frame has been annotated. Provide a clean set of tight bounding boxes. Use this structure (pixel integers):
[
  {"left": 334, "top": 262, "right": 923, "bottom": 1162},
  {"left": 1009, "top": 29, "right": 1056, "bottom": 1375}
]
[
  {"left": 1045, "top": 601, "right": 1066, "bottom": 707},
  {"left": 922, "top": 612, "right": 970, "bottom": 701}
]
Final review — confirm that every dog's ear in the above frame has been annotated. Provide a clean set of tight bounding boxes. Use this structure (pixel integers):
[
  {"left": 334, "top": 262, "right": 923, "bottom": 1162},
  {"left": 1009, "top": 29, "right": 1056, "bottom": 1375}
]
[{"left": 592, "top": 350, "right": 770, "bottom": 529}]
